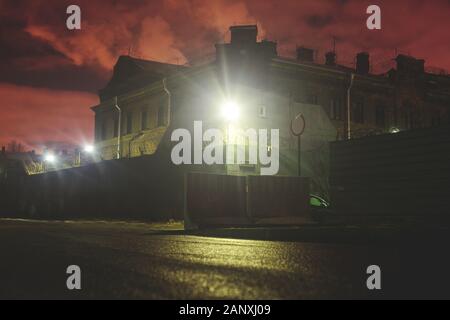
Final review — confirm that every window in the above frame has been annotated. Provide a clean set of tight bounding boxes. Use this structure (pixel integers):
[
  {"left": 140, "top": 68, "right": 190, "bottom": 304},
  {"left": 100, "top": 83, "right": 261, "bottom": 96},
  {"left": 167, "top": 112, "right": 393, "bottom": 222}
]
[
  {"left": 101, "top": 120, "right": 108, "bottom": 140},
  {"left": 330, "top": 99, "right": 342, "bottom": 120},
  {"left": 402, "top": 101, "right": 413, "bottom": 129},
  {"left": 307, "top": 94, "right": 318, "bottom": 105},
  {"left": 432, "top": 112, "right": 441, "bottom": 127},
  {"left": 352, "top": 101, "right": 364, "bottom": 123},
  {"left": 141, "top": 109, "right": 148, "bottom": 130},
  {"left": 126, "top": 111, "right": 133, "bottom": 134},
  {"left": 403, "top": 111, "right": 409, "bottom": 129},
  {"left": 158, "top": 104, "right": 166, "bottom": 127},
  {"left": 258, "top": 105, "right": 267, "bottom": 118},
  {"left": 375, "top": 106, "right": 385, "bottom": 128},
  {"left": 409, "top": 110, "right": 415, "bottom": 129}
]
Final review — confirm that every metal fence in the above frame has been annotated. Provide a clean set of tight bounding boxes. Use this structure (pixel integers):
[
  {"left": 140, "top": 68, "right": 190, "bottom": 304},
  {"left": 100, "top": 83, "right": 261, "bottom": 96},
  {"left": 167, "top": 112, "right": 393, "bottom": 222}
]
[
  {"left": 330, "top": 124, "right": 450, "bottom": 218},
  {"left": 185, "top": 172, "right": 311, "bottom": 228}
]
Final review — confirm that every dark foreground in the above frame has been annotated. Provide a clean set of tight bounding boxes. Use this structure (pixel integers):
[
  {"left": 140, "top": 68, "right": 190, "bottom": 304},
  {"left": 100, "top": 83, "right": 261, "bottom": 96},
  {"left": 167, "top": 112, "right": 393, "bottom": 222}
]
[{"left": 0, "top": 219, "right": 449, "bottom": 299}]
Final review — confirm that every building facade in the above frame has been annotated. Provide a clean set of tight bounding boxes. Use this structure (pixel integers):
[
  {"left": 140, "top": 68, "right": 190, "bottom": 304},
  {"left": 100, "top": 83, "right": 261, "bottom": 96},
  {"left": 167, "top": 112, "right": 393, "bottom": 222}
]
[{"left": 91, "top": 25, "right": 450, "bottom": 195}]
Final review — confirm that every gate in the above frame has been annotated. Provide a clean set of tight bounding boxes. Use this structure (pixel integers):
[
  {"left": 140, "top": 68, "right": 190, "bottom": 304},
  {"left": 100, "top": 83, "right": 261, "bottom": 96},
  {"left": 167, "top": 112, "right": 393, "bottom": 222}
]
[{"left": 185, "top": 172, "right": 311, "bottom": 229}]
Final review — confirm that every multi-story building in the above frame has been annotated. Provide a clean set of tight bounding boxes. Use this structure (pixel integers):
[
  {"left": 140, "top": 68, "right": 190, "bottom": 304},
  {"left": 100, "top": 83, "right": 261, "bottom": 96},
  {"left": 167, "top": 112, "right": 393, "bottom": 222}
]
[{"left": 91, "top": 25, "right": 450, "bottom": 195}]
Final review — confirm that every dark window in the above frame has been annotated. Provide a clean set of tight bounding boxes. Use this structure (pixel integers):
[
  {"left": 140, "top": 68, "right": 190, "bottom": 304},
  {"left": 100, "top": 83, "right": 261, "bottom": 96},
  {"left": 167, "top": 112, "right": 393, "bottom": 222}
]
[
  {"left": 403, "top": 111, "right": 409, "bottom": 129},
  {"left": 158, "top": 104, "right": 166, "bottom": 127},
  {"left": 126, "top": 112, "right": 133, "bottom": 134},
  {"left": 293, "top": 94, "right": 302, "bottom": 103},
  {"left": 307, "top": 94, "right": 318, "bottom": 105},
  {"left": 375, "top": 106, "right": 385, "bottom": 128},
  {"left": 409, "top": 110, "right": 414, "bottom": 129},
  {"left": 141, "top": 109, "right": 148, "bottom": 130},
  {"left": 431, "top": 116, "right": 437, "bottom": 127},
  {"left": 101, "top": 120, "right": 108, "bottom": 140},
  {"left": 402, "top": 101, "right": 413, "bottom": 129},
  {"left": 352, "top": 101, "right": 364, "bottom": 123},
  {"left": 258, "top": 105, "right": 267, "bottom": 118},
  {"left": 330, "top": 99, "right": 342, "bottom": 120}
]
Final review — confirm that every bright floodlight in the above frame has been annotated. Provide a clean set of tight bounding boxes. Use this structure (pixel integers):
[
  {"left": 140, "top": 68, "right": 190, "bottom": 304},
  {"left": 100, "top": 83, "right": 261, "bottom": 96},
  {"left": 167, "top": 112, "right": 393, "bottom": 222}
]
[
  {"left": 44, "top": 153, "right": 56, "bottom": 163},
  {"left": 84, "top": 144, "right": 95, "bottom": 153},
  {"left": 221, "top": 100, "right": 239, "bottom": 122}
]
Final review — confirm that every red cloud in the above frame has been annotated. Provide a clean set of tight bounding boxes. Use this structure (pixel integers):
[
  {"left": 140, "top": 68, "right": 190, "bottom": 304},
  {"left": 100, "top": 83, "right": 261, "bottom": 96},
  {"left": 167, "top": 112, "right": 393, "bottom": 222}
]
[
  {"left": 1, "top": 0, "right": 449, "bottom": 150},
  {"left": 0, "top": 83, "right": 98, "bottom": 151},
  {"left": 18, "top": 0, "right": 450, "bottom": 72}
]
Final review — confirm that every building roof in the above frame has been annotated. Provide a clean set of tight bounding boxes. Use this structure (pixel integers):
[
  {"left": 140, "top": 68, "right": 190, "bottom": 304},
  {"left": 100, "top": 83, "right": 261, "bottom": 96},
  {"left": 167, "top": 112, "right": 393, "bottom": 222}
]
[
  {"left": 93, "top": 25, "right": 450, "bottom": 108},
  {"left": 99, "top": 55, "right": 188, "bottom": 101}
]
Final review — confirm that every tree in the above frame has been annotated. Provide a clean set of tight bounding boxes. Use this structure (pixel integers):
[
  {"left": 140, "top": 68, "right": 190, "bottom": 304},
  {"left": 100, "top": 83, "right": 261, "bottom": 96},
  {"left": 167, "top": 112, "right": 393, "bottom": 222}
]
[{"left": 6, "top": 140, "right": 24, "bottom": 153}]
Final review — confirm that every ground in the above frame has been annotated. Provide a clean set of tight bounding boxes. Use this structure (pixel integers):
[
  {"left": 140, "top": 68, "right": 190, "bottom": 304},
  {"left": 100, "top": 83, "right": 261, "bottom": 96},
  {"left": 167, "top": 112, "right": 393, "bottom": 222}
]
[{"left": 0, "top": 219, "right": 449, "bottom": 299}]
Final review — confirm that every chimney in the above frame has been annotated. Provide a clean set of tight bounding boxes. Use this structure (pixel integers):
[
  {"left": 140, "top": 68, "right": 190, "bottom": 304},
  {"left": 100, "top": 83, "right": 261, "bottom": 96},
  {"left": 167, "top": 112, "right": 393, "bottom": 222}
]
[
  {"left": 297, "top": 47, "right": 314, "bottom": 62},
  {"left": 1, "top": 146, "right": 5, "bottom": 155},
  {"left": 356, "top": 52, "right": 370, "bottom": 75},
  {"left": 230, "top": 25, "right": 257, "bottom": 46},
  {"left": 260, "top": 40, "right": 278, "bottom": 57},
  {"left": 325, "top": 51, "right": 336, "bottom": 66},
  {"left": 395, "top": 54, "right": 425, "bottom": 76}
]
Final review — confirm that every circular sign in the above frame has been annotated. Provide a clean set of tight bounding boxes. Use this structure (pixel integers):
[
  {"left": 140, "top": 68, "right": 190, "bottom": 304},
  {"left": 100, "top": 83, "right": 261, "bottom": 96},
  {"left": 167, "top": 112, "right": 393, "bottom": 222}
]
[{"left": 290, "top": 113, "right": 306, "bottom": 136}]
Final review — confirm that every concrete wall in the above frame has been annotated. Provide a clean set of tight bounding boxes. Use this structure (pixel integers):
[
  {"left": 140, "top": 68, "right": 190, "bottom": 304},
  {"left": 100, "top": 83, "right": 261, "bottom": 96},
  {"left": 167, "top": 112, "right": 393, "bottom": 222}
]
[{"left": 0, "top": 152, "right": 185, "bottom": 220}]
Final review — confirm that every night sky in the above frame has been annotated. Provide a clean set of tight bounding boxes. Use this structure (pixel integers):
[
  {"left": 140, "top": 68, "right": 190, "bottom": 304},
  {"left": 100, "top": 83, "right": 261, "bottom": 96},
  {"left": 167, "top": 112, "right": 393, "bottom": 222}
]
[{"left": 1, "top": 0, "right": 449, "bottom": 151}]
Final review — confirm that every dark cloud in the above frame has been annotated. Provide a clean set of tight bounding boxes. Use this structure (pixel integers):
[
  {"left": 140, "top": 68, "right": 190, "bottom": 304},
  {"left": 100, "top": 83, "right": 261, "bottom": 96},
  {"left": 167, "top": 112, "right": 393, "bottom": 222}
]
[
  {"left": 306, "top": 14, "right": 334, "bottom": 28},
  {"left": 0, "top": 0, "right": 449, "bottom": 149}
]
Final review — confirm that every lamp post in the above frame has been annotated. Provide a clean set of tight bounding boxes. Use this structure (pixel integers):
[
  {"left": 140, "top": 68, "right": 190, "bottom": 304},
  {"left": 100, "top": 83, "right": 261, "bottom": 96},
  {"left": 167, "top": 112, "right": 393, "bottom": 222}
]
[{"left": 75, "top": 144, "right": 95, "bottom": 167}]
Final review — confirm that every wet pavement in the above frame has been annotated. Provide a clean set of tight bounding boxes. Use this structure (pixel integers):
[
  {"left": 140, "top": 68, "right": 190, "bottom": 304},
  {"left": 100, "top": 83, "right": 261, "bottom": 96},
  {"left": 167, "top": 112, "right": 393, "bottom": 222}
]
[{"left": 0, "top": 219, "right": 449, "bottom": 299}]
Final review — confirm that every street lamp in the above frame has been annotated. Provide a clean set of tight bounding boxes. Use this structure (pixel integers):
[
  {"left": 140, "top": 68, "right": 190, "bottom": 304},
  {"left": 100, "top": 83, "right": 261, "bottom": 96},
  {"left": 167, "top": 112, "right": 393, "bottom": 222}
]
[
  {"left": 76, "top": 144, "right": 95, "bottom": 166},
  {"left": 43, "top": 152, "right": 56, "bottom": 172},
  {"left": 221, "top": 100, "right": 240, "bottom": 122},
  {"left": 44, "top": 153, "right": 56, "bottom": 163},
  {"left": 84, "top": 144, "right": 95, "bottom": 153}
]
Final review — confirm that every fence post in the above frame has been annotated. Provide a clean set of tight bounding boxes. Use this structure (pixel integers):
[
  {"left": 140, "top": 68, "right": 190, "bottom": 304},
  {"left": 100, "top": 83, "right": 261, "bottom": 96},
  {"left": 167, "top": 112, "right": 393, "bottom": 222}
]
[{"left": 183, "top": 173, "right": 198, "bottom": 230}]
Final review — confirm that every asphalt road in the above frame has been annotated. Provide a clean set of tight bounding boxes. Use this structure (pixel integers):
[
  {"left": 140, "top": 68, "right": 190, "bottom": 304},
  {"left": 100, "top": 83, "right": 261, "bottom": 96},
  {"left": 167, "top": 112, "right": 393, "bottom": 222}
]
[{"left": 0, "top": 219, "right": 449, "bottom": 299}]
